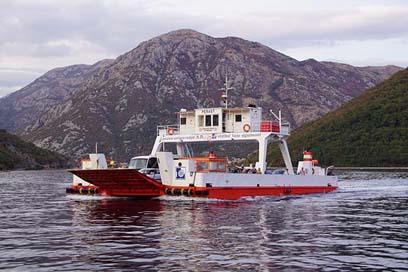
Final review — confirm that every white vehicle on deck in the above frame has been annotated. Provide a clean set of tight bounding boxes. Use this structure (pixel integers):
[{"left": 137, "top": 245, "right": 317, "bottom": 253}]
[{"left": 128, "top": 155, "right": 161, "bottom": 181}]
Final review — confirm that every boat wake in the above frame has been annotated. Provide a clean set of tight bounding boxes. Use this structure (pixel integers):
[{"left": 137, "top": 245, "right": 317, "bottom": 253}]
[
  {"left": 66, "top": 194, "right": 122, "bottom": 201},
  {"left": 155, "top": 195, "right": 228, "bottom": 202},
  {"left": 155, "top": 194, "right": 313, "bottom": 203}
]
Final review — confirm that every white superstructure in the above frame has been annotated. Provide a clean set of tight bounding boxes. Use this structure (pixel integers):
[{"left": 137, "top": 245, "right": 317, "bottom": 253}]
[{"left": 153, "top": 104, "right": 292, "bottom": 175}]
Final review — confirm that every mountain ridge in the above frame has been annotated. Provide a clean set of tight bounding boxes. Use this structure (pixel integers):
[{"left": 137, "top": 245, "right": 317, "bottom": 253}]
[
  {"left": 0, "top": 29, "right": 402, "bottom": 161},
  {"left": 0, "top": 59, "right": 115, "bottom": 133}
]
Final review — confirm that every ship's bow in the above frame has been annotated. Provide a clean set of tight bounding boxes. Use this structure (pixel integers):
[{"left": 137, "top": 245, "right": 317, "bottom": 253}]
[{"left": 69, "top": 169, "right": 164, "bottom": 198}]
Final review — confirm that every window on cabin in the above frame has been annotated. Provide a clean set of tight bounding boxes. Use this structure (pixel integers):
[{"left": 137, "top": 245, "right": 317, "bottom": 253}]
[
  {"left": 205, "top": 115, "right": 211, "bottom": 126},
  {"left": 210, "top": 162, "right": 217, "bottom": 171},
  {"left": 213, "top": 114, "right": 219, "bottom": 126},
  {"left": 235, "top": 114, "right": 242, "bottom": 122},
  {"left": 198, "top": 115, "right": 204, "bottom": 127},
  {"left": 197, "top": 161, "right": 209, "bottom": 171},
  {"left": 180, "top": 117, "right": 187, "bottom": 125},
  {"left": 128, "top": 158, "right": 148, "bottom": 170},
  {"left": 218, "top": 161, "right": 226, "bottom": 171}
]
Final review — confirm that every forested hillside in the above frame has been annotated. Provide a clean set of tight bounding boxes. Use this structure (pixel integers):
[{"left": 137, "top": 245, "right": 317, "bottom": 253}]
[
  {"left": 267, "top": 68, "right": 408, "bottom": 167},
  {"left": 0, "top": 130, "right": 68, "bottom": 170}
]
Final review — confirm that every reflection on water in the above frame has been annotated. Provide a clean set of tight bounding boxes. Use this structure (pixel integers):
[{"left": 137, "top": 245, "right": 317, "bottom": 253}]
[{"left": 0, "top": 170, "right": 407, "bottom": 271}]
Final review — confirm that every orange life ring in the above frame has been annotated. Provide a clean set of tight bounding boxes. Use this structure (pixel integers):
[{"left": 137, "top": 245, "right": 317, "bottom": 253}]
[
  {"left": 167, "top": 127, "right": 174, "bottom": 135},
  {"left": 243, "top": 124, "right": 251, "bottom": 132}
]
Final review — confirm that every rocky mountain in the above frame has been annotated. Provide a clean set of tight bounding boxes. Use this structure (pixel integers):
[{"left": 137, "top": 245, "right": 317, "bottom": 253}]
[
  {"left": 0, "top": 59, "right": 114, "bottom": 133},
  {"left": 265, "top": 67, "right": 408, "bottom": 167},
  {"left": 0, "top": 29, "right": 401, "bottom": 161},
  {"left": 0, "top": 129, "right": 68, "bottom": 170}
]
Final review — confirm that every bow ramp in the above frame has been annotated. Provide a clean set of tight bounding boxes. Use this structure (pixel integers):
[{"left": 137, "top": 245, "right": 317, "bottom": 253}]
[{"left": 69, "top": 169, "right": 164, "bottom": 198}]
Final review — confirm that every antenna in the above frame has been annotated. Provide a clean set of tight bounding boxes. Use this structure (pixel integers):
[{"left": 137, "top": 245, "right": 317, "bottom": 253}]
[
  {"left": 219, "top": 74, "right": 234, "bottom": 109},
  {"left": 270, "top": 109, "right": 282, "bottom": 129}
]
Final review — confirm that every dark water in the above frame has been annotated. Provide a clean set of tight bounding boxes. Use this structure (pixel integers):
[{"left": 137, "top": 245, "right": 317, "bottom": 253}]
[{"left": 0, "top": 170, "right": 407, "bottom": 271}]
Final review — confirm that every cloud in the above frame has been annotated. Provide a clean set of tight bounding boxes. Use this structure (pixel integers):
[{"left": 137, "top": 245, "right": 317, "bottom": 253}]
[
  {"left": 2, "top": 1, "right": 405, "bottom": 54},
  {"left": 203, "top": 5, "right": 408, "bottom": 49},
  {"left": 0, "top": 0, "right": 407, "bottom": 97}
]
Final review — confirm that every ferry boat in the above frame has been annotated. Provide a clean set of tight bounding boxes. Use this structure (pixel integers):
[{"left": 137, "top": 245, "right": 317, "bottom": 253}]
[{"left": 68, "top": 78, "right": 338, "bottom": 200}]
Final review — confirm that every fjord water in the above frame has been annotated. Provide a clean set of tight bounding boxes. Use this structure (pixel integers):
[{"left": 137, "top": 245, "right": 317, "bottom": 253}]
[{"left": 0, "top": 170, "right": 407, "bottom": 271}]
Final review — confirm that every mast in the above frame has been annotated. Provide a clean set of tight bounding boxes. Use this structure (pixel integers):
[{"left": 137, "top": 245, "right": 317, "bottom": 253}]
[{"left": 220, "top": 75, "right": 234, "bottom": 109}]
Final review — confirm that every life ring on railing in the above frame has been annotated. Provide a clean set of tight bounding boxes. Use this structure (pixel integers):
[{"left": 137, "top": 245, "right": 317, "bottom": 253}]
[
  {"left": 243, "top": 124, "right": 251, "bottom": 132},
  {"left": 167, "top": 127, "right": 174, "bottom": 135}
]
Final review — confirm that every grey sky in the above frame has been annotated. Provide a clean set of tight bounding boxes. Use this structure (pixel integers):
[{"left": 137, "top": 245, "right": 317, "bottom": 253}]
[{"left": 1, "top": 0, "right": 408, "bottom": 97}]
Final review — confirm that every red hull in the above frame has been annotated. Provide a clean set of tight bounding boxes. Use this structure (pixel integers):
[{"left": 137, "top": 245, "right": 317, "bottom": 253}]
[{"left": 69, "top": 169, "right": 337, "bottom": 200}]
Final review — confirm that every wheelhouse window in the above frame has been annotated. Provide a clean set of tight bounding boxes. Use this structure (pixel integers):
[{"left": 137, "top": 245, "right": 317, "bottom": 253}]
[
  {"left": 235, "top": 114, "right": 242, "bottom": 122},
  {"left": 205, "top": 115, "right": 211, "bottom": 126},
  {"left": 198, "top": 115, "right": 204, "bottom": 127},
  {"left": 213, "top": 114, "right": 219, "bottom": 126},
  {"left": 180, "top": 117, "right": 187, "bottom": 125}
]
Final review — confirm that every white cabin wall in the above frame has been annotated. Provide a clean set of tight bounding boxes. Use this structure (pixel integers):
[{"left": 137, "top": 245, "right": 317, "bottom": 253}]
[
  {"left": 179, "top": 114, "right": 195, "bottom": 134},
  {"left": 224, "top": 112, "right": 234, "bottom": 132},
  {"left": 233, "top": 111, "right": 250, "bottom": 132},
  {"left": 249, "top": 107, "right": 262, "bottom": 132},
  {"left": 171, "top": 159, "right": 196, "bottom": 186},
  {"left": 177, "top": 107, "right": 264, "bottom": 134}
]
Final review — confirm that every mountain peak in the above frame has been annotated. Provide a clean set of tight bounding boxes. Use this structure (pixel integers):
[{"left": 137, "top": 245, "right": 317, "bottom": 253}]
[
  {"left": 164, "top": 29, "right": 205, "bottom": 36},
  {"left": 150, "top": 29, "right": 212, "bottom": 42}
]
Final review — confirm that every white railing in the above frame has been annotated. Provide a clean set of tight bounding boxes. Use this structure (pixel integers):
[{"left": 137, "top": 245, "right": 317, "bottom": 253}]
[
  {"left": 157, "top": 122, "right": 290, "bottom": 136},
  {"left": 157, "top": 125, "right": 179, "bottom": 136}
]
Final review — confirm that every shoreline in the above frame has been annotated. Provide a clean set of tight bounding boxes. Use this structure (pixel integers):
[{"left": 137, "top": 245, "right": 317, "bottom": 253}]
[{"left": 333, "top": 167, "right": 408, "bottom": 172}]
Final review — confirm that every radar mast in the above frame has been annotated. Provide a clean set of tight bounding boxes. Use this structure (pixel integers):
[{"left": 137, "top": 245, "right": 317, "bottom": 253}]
[{"left": 219, "top": 75, "right": 234, "bottom": 109}]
